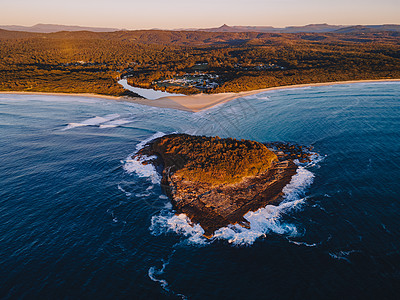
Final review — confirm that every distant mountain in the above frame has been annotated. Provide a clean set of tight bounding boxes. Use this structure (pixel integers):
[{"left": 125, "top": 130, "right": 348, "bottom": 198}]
[
  {"left": 189, "top": 23, "right": 400, "bottom": 34},
  {"left": 334, "top": 25, "right": 400, "bottom": 33},
  {"left": 2, "top": 23, "right": 399, "bottom": 35},
  {"left": 196, "top": 24, "right": 274, "bottom": 33},
  {"left": 281, "top": 24, "right": 345, "bottom": 33},
  {"left": 194, "top": 24, "right": 346, "bottom": 33},
  {"left": 202, "top": 24, "right": 246, "bottom": 32},
  {"left": 0, "top": 23, "right": 120, "bottom": 33}
]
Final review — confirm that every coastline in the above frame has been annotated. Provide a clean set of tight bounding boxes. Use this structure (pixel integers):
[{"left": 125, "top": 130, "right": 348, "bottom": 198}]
[{"left": 1, "top": 79, "right": 399, "bottom": 112}]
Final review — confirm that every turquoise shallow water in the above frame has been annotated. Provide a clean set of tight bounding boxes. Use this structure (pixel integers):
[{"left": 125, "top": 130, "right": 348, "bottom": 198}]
[{"left": 0, "top": 82, "right": 400, "bottom": 299}]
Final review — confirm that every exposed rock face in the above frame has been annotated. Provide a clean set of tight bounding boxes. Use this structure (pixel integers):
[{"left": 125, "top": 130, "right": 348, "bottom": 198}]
[{"left": 135, "top": 134, "right": 312, "bottom": 237}]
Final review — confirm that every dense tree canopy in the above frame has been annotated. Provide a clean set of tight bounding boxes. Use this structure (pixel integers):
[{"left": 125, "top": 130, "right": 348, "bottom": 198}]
[
  {"left": 0, "top": 29, "right": 399, "bottom": 96},
  {"left": 151, "top": 134, "right": 278, "bottom": 186}
]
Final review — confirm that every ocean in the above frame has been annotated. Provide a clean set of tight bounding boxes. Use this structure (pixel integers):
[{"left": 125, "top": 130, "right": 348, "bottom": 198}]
[{"left": 0, "top": 82, "right": 399, "bottom": 299}]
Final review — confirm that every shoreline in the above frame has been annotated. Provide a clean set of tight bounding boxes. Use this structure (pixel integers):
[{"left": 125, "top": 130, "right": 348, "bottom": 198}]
[{"left": 1, "top": 79, "right": 399, "bottom": 112}]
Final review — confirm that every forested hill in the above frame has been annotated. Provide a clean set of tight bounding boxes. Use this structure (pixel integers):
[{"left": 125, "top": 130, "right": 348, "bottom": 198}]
[
  {"left": 1, "top": 28, "right": 399, "bottom": 45},
  {"left": 1, "top": 28, "right": 399, "bottom": 96}
]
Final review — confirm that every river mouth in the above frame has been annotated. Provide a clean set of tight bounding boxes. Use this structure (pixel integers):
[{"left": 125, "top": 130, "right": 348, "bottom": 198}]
[{"left": 118, "top": 78, "right": 186, "bottom": 99}]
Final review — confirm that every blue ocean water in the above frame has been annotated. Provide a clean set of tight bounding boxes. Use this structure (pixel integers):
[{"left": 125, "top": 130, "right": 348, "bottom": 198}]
[{"left": 0, "top": 82, "right": 399, "bottom": 299}]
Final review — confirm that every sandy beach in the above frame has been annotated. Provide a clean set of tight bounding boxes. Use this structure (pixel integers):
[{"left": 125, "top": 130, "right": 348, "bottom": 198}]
[
  {"left": 2, "top": 79, "right": 399, "bottom": 112},
  {"left": 0, "top": 91, "right": 121, "bottom": 101}
]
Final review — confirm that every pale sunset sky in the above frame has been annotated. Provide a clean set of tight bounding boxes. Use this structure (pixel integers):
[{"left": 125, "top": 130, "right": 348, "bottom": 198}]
[{"left": 1, "top": 0, "right": 399, "bottom": 29}]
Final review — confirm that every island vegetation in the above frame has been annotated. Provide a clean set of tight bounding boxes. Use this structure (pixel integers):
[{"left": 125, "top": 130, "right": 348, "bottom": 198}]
[
  {"left": 146, "top": 134, "right": 278, "bottom": 186},
  {"left": 0, "top": 29, "right": 399, "bottom": 96}
]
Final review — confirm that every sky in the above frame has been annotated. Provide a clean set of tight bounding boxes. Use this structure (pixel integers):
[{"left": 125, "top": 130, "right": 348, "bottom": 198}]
[{"left": 1, "top": 0, "right": 399, "bottom": 29}]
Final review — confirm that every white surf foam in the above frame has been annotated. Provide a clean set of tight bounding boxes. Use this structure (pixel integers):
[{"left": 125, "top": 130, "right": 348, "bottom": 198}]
[
  {"left": 123, "top": 155, "right": 161, "bottom": 184},
  {"left": 122, "top": 132, "right": 166, "bottom": 184},
  {"left": 135, "top": 131, "right": 166, "bottom": 151},
  {"left": 117, "top": 184, "right": 132, "bottom": 197},
  {"left": 82, "top": 114, "right": 120, "bottom": 125},
  {"left": 294, "top": 151, "right": 325, "bottom": 168},
  {"left": 99, "top": 118, "right": 134, "bottom": 128},
  {"left": 63, "top": 122, "right": 88, "bottom": 130},
  {"left": 63, "top": 113, "right": 120, "bottom": 130},
  {"left": 287, "top": 239, "right": 317, "bottom": 247},
  {"left": 148, "top": 260, "right": 170, "bottom": 291},
  {"left": 135, "top": 192, "right": 152, "bottom": 198},
  {"left": 148, "top": 251, "right": 188, "bottom": 299},
  {"left": 150, "top": 212, "right": 207, "bottom": 245},
  {"left": 282, "top": 166, "right": 315, "bottom": 202}
]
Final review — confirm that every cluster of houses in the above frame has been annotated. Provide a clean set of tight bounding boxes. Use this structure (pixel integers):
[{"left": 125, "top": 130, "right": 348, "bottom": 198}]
[
  {"left": 155, "top": 72, "right": 220, "bottom": 90},
  {"left": 62, "top": 61, "right": 106, "bottom": 67},
  {"left": 234, "top": 63, "right": 285, "bottom": 70}
]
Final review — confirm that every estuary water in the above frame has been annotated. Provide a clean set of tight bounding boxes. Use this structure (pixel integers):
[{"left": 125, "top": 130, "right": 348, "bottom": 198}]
[
  {"left": 0, "top": 82, "right": 399, "bottom": 299},
  {"left": 118, "top": 79, "right": 186, "bottom": 99}
]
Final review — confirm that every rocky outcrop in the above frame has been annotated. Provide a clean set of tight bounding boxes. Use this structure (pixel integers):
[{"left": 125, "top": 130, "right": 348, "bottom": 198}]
[{"left": 135, "top": 134, "right": 312, "bottom": 237}]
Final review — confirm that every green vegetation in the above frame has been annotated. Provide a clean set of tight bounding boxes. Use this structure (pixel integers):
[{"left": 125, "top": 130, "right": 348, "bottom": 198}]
[
  {"left": 0, "top": 29, "right": 399, "bottom": 96},
  {"left": 152, "top": 134, "right": 278, "bottom": 186}
]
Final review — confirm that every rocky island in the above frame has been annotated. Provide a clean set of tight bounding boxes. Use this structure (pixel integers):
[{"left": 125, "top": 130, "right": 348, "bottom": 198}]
[{"left": 135, "top": 134, "right": 312, "bottom": 237}]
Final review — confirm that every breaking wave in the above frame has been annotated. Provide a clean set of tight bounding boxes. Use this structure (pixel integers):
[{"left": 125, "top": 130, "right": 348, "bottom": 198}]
[
  {"left": 122, "top": 132, "right": 165, "bottom": 184},
  {"left": 123, "top": 155, "right": 161, "bottom": 184},
  {"left": 99, "top": 118, "right": 134, "bottom": 128},
  {"left": 150, "top": 212, "right": 207, "bottom": 245},
  {"left": 135, "top": 131, "right": 166, "bottom": 151},
  {"left": 62, "top": 113, "right": 135, "bottom": 130}
]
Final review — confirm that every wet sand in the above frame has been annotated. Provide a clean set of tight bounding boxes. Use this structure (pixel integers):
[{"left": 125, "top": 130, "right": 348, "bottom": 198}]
[{"left": 0, "top": 91, "right": 121, "bottom": 100}]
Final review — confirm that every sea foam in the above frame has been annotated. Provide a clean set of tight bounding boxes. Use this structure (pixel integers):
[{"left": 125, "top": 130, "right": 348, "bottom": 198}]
[
  {"left": 63, "top": 113, "right": 120, "bottom": 130},
  {"left": 123, "top": 155, "right": 161, "bottom": 184},
  {"left": 63, "top": 113, "right": 137, "bottom": 130},
  {"left": 135, "top": 131, "right": 166, "bottom": 151},
  {"left": 150, "top": 212, "right": 207, "bottom": 245},
  {"left": 148, "top": 250, "right": 188, "bottom": 299},
  {"left": 122, "top": 132, "right": 166, "bottom": 184},
  {"left": 99, "top": 118, "right": 133, "bottom": 128}
]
